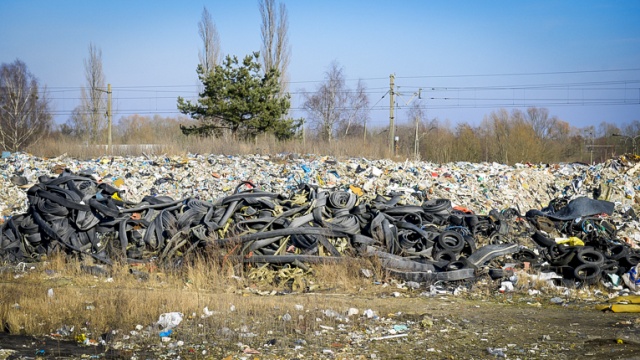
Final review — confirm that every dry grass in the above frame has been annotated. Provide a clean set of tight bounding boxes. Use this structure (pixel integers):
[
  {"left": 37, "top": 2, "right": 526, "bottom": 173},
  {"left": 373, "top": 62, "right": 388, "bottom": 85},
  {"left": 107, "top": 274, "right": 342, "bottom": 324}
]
[
  {"left": 0, "top": 253, "right": 384, "bottom": 340},
  {"left": 29, "top": 134, "right": 396, "bottom": 160}
]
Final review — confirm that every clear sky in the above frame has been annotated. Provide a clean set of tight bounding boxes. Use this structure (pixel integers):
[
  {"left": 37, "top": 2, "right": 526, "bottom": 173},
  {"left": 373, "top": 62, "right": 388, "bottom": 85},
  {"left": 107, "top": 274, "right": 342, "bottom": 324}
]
[{"left": 1, "top": 0, "right": 639, "bottom": 132}]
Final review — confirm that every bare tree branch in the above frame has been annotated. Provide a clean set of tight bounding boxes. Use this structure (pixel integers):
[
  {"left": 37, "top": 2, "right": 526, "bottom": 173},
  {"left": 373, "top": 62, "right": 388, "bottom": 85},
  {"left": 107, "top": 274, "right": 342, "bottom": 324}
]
[
  {"left": 198, "top": 7, "right": 222, "bottom": 74},
  {"left": 302, "top": 62, "right": 369, "bottom": 141},
  {"left": 85, "top": 43, "right": 106, "bottom": 144},
  {"left": 259, "top": 0, "right": 290, "bottom": 94},
  {"left": 65, "top": 43, "right": 106, "bottom": 144},
  {"left": 0, "top": 59, "right": 52, "bottom": 151}
]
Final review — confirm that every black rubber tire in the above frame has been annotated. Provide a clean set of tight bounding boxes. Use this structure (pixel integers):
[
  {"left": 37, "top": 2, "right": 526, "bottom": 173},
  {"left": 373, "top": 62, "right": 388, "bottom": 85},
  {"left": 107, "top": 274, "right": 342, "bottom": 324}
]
[
  {"left": 465, "top": 215, "right": 479, "bottom": 231},
  {"left": 433, "top": 250, "right": 457, "bottom": 262},
  {"left": 488, "top": 268, "right": 505, "bottom": 280},
  {"left": 532, "top": 231, "right": 556, "bottom": 248},
  {"left": 463, "top": 235, "right": 477, "bottom": 253},
  {"left": 546, "top": 245, "right": 577, "bottom": 266},
  {"left": 575, "top": 248, "right": 605, "bottom": 266},
  {"left": 446, "top": 260, "right": 468, "bottom": 271},
  {"left": 600, "top": 260, "right": 620, "bottom": 276},
  {"left": 437, "top": 231, "right": 465, "bottom": 253},
  {"left": 422, "top": 198, "right": 451, "bottom": 215},
  {"left": 622, "top": 253, "right": 640, "bottom": 268},
  {"left": 617, "top": 266, "right": 629, "bottom": 276},
  {"left": 488, "top": 268, "right": 514, "bottom": 280},
  {"left": 448, "top": 215, "right": 464, "bottom": 226},
  {"left": 489, "top": 233, "right": 507, "bottom": 245},
  {"left": 607, "top": 245, "right": 629, "bottom": 260},
  {"left": 573, "top": 263, "right": 602, "bottom": 284},
  {"left": 513, "top": 248, "right": 538, "bottom": 263}
]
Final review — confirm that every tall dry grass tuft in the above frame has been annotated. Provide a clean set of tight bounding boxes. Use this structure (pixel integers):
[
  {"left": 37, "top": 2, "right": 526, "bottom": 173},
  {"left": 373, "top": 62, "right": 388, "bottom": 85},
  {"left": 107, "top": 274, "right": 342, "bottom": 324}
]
[
  {"left": 0, "top": 254, "right": 385, "bottom": 342},
  {"left": 29, "top": 132, "right": 396, "bottom": 160},
  {"left": 313, "top": 259, "right": 375, "bottom": 292}
]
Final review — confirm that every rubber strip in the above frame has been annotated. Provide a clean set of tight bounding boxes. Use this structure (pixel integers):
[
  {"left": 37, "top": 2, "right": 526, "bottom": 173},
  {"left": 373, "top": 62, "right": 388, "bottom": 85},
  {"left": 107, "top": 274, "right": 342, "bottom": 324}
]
[
  {"left": 436, "top": 268, "right": 475, "bottom": 281},
  {"left": 466, "top": 243, "right": 519, "bottom": 268}
]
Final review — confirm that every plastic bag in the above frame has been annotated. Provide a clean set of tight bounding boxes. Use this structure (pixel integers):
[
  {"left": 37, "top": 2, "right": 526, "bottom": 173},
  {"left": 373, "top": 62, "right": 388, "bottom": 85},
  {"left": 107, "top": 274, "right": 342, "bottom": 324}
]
[
  {"left": 622, "top": 265, "right": 640, "bottom": 291},
  {"left": 157, "top": 312, "right": 183, "bottom": 331}
]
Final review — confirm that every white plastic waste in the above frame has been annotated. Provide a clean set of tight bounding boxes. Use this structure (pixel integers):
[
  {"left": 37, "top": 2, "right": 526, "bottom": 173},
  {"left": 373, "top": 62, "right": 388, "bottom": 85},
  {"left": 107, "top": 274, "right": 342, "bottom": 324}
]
[{"left": 157, "top": 312, "right": 183, "bottom": 331}]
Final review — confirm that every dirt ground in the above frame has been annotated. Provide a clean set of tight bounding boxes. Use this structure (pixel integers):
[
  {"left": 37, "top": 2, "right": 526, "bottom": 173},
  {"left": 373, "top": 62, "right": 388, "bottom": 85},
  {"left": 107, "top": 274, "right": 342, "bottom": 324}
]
[{"left": 1, "top": 292, "right": 640, "bottom": 360}]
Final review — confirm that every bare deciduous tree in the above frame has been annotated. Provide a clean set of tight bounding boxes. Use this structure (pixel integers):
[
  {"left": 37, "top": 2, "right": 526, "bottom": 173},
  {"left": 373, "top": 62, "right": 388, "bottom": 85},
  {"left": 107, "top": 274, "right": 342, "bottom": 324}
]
[
  {"left": 303, "top": 62, "right": 372, "bottom": 142},
  {"left": 198, "top": 6, "right": 221, "bottom": 74},
  {"left": 526, "top": 106, "right": 558, "bottom": 139},
  {"left": 624, "top": 120, "right": 640, "bottom": 137},
  {"left": 259, "top": 0, "right": 290, "bottom": 93},
  {"left": 67, "top": 43, "right": 106, "bottom": 144},
  {"left": 454, "top": 123, "right": 482, "bottom": 162},
  {"left": 597, "top": 121, "right": 620, "bottom": 138},
  {"left": 85, "top": 43, "right": 106, "bottom": 144},
  {"left": 0, "top": 59, "right": 52, "bottom": 151},
  {"left": 340, "top": 80, "right": 369, "bottom": 138}
]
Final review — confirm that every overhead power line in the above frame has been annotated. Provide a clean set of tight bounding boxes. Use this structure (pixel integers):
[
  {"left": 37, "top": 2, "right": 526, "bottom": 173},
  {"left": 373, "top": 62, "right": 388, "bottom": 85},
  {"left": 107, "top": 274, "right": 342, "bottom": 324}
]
[
  {"left": 394, "top": 68, "right": 640, "bottom": 79},
  {"left": 24, "top": 67, "right": 640, "bottom": 90}
]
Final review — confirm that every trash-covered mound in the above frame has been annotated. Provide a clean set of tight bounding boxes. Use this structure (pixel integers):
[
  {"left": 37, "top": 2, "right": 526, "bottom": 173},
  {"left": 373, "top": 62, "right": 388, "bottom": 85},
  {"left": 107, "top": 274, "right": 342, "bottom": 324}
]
[{"left": 1, "top": 152, "right": 640, "bottom": 288}]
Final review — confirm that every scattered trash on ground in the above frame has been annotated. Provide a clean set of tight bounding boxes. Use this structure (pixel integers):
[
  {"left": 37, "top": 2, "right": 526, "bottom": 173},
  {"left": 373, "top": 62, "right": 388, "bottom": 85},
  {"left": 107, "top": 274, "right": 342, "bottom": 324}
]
[{"left": 1, "top": 152, "right": 640, "bottom": 292}]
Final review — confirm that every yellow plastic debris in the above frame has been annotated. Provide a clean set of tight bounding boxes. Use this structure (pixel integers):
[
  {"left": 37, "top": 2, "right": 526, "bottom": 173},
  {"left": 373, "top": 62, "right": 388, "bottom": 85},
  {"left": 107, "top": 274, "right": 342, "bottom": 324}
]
[
  {"left": 595, "top": 304, "right": 640, "bottom": 313},
  {"left": 555, "top": 237, "right": 585, "bottom": 246},
  {"left": 111, "top": 192, "right": 122, "bottom": 201},
  {"left": 113, "top": 178, "right": 125, "bottom": 188},
  {"left": 607, "top": 295, "right": 640, "bottom": 304},
  {"left": 349, "top": 184, "right": 364, "bottom": 196}
]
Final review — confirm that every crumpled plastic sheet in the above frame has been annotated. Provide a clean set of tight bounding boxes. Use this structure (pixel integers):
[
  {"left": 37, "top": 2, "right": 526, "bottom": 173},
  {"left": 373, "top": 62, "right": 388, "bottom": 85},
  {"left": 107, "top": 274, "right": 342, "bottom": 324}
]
[{"left": 0, "top": 152, "right": 639, "bottom": 284}]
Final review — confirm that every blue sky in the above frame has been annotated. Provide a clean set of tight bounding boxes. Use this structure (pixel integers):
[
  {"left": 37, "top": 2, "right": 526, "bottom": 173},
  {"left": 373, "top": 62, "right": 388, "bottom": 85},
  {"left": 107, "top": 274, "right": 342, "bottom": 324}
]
[{"left": 1, "top": 0, "right": 639, "bottom": 132}]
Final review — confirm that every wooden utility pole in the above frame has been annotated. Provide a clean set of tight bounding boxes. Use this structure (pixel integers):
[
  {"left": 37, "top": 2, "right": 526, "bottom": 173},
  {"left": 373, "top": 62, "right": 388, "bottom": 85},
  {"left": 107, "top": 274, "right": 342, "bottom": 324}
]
[
  {"left": 107, "top": 83, "right": 112, "bottom": 150},
  {"left": 389, "top": 74, "right": 395, "bottom": 155}
]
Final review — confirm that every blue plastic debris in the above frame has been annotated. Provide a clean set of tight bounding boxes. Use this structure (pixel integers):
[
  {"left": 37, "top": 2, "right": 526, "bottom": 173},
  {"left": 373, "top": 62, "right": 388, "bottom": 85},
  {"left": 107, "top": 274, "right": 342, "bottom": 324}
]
[{"left": 393, "top": 324, "right": 408, "bottom": 332}]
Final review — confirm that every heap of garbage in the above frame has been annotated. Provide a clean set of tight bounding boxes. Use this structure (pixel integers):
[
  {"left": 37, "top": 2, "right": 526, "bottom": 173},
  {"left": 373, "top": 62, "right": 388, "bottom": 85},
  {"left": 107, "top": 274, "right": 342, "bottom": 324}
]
[{"left": 1, "top": 152, "right": 640, "bottom": 289}]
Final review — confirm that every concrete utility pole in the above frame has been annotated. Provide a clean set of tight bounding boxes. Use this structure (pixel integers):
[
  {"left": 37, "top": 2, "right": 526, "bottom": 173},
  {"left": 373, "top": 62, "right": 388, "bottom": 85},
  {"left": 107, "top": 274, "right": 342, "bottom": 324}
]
[
  {"left": 97, "top": 83, "right": 113, "bottom": 151},
  {"left": 389, "top": 74, "right": 395, "bottom": 155},
  {"left": 107, "top": 83, "right": 112, "bottom": 150},
  {"left": 414, "top": 115, "right": 419, "bottom": 159},
  {"left": 363, "top": 119, "right": 367, "bottom": 142}
]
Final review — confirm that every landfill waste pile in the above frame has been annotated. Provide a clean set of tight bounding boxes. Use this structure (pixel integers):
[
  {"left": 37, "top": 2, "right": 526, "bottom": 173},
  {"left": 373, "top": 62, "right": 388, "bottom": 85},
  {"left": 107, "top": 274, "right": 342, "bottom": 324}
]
[{"left": 1, "top": 152, "right": 640, "bottom": 289}]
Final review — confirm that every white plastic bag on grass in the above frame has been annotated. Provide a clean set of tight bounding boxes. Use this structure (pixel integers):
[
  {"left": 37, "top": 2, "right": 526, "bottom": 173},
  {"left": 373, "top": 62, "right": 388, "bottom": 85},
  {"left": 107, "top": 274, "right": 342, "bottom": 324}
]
[{"left": 157, "top": 312, "right": 183, "bottom": 331}]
